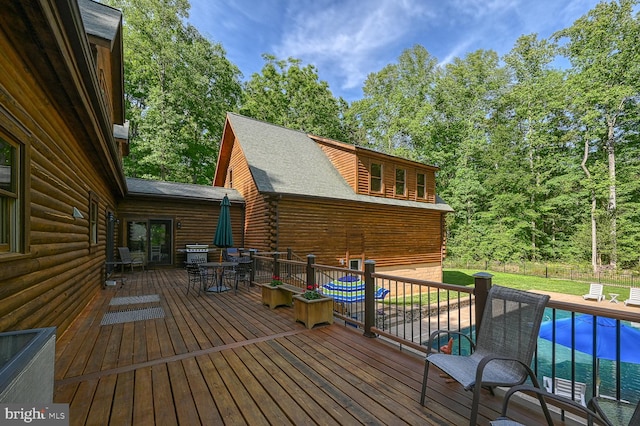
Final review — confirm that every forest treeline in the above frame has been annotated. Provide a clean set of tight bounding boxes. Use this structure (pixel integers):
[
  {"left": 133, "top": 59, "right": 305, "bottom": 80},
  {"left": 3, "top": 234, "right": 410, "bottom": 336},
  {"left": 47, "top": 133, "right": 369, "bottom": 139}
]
[{"left": 105, "top": 0, "right": 640, "bottom": 271}]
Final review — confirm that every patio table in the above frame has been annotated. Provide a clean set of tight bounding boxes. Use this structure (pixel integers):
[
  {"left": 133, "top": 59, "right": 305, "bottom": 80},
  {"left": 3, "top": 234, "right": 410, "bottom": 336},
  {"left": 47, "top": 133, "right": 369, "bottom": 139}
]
[
  {"left": 609, "top": 293, "right": 619, "bottom": 303},
  {"left": 201, "top": 261, "right": 237, "bottom": 293}
]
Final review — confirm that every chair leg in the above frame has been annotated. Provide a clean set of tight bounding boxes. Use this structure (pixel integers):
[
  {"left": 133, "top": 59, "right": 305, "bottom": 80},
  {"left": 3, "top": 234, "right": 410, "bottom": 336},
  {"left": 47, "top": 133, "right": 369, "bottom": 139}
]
[
  {"left": 469, "top": 383, "right": 483, "bottom": 426},
  {"left": 420, "top": 359, "right": 430, "bottom": 406}
]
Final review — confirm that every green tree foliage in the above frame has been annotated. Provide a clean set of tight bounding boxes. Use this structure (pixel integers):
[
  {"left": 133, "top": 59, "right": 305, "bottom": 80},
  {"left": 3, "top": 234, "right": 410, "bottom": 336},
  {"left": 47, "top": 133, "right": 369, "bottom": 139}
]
[
  {"left": 346, "top": 45, "right": 438, "bottom": 159},
  {"left": 347, "top": 2, "right": 640, "bottom": 271},
  {"left": 241, "top": 55, "right": 348, "bottom": 142},
  {"left": 106, "top": 0, "right": 242, "bottom": 184},
  {"left": 554, "top": 0, "right": 640, "bottom": 268}
]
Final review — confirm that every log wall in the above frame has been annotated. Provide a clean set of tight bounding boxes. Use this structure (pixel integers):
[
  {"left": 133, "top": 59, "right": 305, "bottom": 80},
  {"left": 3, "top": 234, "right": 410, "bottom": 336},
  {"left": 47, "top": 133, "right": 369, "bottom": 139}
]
[
  {"left": 275, "top": 196, "right": 444, "bottom": 269},
  {"left": 117, "top": 197, "right": 245, "bottom": 266},
  {"left": 0, "top": 2, "right": 124, "bottom": 334}
]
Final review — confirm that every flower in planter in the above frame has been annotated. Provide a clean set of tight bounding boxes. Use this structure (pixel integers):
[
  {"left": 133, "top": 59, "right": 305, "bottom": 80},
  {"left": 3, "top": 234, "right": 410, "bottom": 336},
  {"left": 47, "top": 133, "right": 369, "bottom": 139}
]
[
  {"left": 302, "top": 284, "right": 322, "bottom": 300},
  {"left": 270, "top": 275, "right": 283, "bottom": 286}
]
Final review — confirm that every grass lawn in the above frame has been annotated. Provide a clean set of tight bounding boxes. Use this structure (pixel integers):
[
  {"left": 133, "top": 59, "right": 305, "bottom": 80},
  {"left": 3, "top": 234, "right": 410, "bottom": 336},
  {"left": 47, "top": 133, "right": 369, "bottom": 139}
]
[{"left": 444, "top": 268, "right": 631, "bottom": 300}]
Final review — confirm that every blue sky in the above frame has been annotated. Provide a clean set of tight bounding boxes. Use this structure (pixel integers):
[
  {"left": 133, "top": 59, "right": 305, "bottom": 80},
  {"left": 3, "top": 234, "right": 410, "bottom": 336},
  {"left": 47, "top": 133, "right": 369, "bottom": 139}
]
[{"left": 187, "top": 0, "right": 602, "bottom": 102}]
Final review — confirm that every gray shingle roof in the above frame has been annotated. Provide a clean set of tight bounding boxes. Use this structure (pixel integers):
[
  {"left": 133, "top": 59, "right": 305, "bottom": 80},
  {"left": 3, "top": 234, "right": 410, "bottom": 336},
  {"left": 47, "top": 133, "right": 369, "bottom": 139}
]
[
  {"left": 227, "top": 113, "right": 453, "bottom": 212},
  {"left": 126, "top": 178, "right": 244, "bottom": 203}
]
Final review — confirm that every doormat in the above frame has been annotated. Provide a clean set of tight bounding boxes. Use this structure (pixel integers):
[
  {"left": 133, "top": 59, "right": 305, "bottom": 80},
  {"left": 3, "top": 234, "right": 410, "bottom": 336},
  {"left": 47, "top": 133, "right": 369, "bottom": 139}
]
[
  {"left": 109, "top": 294, "right": 160, "bottom": 306},
  {"left": 100, "top": 307, "right": 165, "bottom": 326}
]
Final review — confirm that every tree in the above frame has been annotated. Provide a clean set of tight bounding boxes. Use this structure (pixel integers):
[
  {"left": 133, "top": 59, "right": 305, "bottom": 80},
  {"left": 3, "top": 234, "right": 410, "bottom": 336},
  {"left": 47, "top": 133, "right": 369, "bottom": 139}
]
[
  {"left": 241, "top": 55, "right": 348, "bottom": 142},
  {"left": 431, "top": 50, "right": 510, "bottom": 261},
  {"left": 498, "top": 34, "right": 582, "bottom": 262},
  {"left": 346, "top": 45, "right": 438, "bottom": 159},
  {"left": 107, "top": 0, "right": 242, "bottom": 184},
  {"left": 554, "top": 0, "right": 640, "bottom": 269}
]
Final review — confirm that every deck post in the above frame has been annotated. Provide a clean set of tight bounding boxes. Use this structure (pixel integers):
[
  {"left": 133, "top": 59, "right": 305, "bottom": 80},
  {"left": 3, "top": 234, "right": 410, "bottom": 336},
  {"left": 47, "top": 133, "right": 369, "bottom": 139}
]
[
  {"left": 363, "top": 260, "right": 376, "bottom": 338},
  {"left": 306, "top": 255, "right": 316, "bottom": 289},
  {"left": 473, "top": 272, "right": 493, "bottom": 335},
  {"left": 249, "top": 249, "right": 257, "bottom": 285},
  {"left": 273, "top": 252, "right": 280, "bottom": 281}
]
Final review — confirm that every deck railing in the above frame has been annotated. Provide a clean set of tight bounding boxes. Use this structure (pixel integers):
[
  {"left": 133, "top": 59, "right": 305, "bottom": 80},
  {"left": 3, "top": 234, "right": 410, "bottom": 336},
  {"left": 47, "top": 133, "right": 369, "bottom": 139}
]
[{"left": 249, "top": 251, "right": 640, "bottom": 406}]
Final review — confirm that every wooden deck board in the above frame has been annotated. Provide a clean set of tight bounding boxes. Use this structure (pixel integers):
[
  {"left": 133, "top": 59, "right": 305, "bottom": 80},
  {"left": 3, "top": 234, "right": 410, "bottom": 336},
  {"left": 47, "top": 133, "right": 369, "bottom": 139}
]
[{"left": 53, "top": 268, "right": 568, "bottom": 425}]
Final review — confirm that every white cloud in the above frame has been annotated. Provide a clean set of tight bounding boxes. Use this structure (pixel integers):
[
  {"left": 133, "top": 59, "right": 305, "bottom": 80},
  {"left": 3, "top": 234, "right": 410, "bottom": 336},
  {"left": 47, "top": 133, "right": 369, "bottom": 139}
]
[{"left": 273, "top": 0, "right": 435, "bottom": 91}]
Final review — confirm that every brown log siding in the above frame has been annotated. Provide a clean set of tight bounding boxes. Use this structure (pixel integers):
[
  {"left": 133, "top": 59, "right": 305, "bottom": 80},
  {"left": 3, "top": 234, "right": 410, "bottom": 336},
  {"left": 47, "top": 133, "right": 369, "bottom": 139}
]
[
  {"left": 226, "top": 136, "right": 272, "bottom": 251},
  {"left": 0, "top": 3, "right": 121, "bottom": 334},
  {"left": 274, "top": 197, "right": 444, "bottom": 267},
  {"left": 117, "top": 197, "right": 245, "bottom": 265},
  {"left": 317, "top": 143, "right": 357, "bottom": 189}
]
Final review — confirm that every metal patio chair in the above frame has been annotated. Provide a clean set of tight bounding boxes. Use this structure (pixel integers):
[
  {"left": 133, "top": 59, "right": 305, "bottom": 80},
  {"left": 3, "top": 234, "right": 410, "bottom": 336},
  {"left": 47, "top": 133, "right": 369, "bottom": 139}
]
[
  {"left": 420, "top": 285, "right": 551, "bottom": 426},
  {"left": 492, "top": 385, "right": 606, "bottom": 426},
  {"left": 228, "top": 259, "right": 251, "bottom": 294},
  {"left": 590, "top": 396, "right": 640, "bottom": 426},
  {"left": 117, "top": 247, "right": 145, "bottom": 272}
]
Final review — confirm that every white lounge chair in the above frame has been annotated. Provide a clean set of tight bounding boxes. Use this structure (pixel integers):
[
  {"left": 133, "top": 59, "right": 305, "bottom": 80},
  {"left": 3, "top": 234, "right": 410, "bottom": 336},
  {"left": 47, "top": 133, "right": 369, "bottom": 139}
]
[
  {"left": 543, "top": 376, "right": 586, "bottom": 406},
  {"left": 583, "top": 283, "right": 605, "bottom": 302},
  {"left": 624, "top": 287, "right": 640, "bottom": 307}
]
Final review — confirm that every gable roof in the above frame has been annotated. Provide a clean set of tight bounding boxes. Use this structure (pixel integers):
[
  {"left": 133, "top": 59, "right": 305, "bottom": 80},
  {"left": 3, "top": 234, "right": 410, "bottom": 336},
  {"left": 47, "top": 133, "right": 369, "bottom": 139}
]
[
  {"left": 222, "top": 113, "right": 453, "bottom": 212},
  {"left": 127, "top": 178, "right": 244, "bottom": 204}
]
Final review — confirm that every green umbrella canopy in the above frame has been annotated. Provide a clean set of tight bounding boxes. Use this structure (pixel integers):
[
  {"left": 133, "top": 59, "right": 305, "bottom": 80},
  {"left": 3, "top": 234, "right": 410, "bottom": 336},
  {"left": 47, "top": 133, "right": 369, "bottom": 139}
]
[{"left": 213, "top": 194, "right": 233, "bottom": 249}]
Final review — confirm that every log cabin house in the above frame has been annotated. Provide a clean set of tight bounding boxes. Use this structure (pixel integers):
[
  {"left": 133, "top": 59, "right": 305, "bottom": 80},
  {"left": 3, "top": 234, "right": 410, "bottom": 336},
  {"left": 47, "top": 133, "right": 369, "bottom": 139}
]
[
  {"left": 0, "top": 0, "right": 451, "bottom": 338},
  {"left": 214, "top": 113, "right": 453, "bottom": 281}
]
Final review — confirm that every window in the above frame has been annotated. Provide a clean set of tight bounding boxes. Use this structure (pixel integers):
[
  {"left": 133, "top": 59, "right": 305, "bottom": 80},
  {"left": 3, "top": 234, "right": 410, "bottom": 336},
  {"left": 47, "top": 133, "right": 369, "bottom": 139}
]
[
  {"left": 0, "top": 136, "right": 21, "bottom": 253},
  {"left": 228, "top": 168, "right": 233, "bottom": 188},
  {"left": 395, "top": 168, "right": 406, "bottom": 196},
  {"left": 89, "top": 193, "right": 98, "bottom": 245},
  {"left": 417, "top": 173, "right": 426, "bottom": 199},
  {"left": 349, "top": 258, "right": 361, "bottom": 271},
  {"left": 370, "top": 163, "right": 382, "bottom": 192}
]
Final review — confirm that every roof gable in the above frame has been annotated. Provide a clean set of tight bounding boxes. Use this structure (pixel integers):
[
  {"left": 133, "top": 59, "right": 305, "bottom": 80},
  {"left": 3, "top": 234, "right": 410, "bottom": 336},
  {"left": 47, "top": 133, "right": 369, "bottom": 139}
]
[{"left": 225, "top": 113, "right": 354, "bottom": 199}]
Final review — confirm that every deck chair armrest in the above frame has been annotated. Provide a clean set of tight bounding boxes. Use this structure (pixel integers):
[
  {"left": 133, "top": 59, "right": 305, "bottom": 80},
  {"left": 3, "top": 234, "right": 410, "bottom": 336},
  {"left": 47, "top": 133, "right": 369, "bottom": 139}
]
[
  {"left": 499, "top": 385, "right": 604, "bottom": 426},
  {"left": 426, "top": 329, "right": 476, "bottom": 354}
]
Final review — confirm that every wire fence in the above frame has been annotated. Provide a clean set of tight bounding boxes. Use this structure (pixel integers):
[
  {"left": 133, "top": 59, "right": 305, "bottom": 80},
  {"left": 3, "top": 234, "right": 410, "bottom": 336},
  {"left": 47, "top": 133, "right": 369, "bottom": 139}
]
[{"left": 444, "top": 258, "right": 640, "bottom": 289}]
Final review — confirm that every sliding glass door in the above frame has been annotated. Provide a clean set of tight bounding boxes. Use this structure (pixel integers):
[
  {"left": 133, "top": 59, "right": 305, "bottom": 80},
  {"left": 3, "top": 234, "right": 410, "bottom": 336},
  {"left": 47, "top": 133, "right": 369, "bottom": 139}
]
[{"left": 126, "top": 219, "right": 173, "bottom": 265}]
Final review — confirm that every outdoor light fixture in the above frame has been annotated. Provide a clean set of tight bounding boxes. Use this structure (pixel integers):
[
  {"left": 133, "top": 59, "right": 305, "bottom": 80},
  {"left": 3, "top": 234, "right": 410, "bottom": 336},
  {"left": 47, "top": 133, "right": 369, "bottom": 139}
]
[
  {"left": 177, "top": 221, "right": 182, "bottom": 229},
  {"left": 72, "top": 207, "right": 84, "bottom": 219}
]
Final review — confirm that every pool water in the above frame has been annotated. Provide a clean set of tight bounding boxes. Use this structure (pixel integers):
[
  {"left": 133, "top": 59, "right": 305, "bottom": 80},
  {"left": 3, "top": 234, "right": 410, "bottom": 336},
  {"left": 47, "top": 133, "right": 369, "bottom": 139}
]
[{"left": 429, "top": 308, "right": 640, "bottom": 402}]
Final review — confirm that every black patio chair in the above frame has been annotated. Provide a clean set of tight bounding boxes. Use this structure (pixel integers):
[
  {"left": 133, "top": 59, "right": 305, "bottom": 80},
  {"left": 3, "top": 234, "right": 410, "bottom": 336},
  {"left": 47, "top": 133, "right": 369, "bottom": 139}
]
[
  {"left": 420, "top": 285, "right": 551, "bottom": 426},
  {"left": 491, "top": 384, "right": 607, "bottom": 426},
  {"left": 589, "top": 396, "right": 640, "bottom": 426}
]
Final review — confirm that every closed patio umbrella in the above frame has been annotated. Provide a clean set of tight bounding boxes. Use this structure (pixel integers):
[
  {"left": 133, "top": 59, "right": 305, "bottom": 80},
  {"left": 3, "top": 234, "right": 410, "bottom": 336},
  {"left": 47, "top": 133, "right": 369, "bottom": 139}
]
[
  {"left": 213, "top": 194, "right": 234, "bottom": 257},
  {"left": 209, "top": 194, "right": 233, "bottom": 292}
]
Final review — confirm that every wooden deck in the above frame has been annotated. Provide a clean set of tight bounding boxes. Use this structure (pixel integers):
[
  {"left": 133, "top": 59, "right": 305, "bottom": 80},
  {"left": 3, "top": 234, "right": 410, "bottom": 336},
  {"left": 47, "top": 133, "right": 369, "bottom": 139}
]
[{"left": 54, "top": 268, "right": 571, "bottom": 425}]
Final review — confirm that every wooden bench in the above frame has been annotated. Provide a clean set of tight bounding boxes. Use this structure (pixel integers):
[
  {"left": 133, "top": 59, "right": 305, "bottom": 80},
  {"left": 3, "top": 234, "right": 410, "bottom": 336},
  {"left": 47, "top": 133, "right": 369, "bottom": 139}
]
[
  {"left": 278, "top": 284, "right": 305, "bottom": 295},
  {"left": 260, "top": 283, "right": 304, "bottom": 309}
]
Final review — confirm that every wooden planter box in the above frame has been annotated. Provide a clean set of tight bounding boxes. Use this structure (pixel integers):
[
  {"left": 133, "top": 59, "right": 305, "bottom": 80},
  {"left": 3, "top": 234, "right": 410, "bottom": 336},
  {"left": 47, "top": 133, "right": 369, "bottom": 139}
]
[
  {"left": 260, "top": 284, "right": 292, "bottom": 309},
  {"left": 292, "top": 295, "right": 334, "bottom": 329}
]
